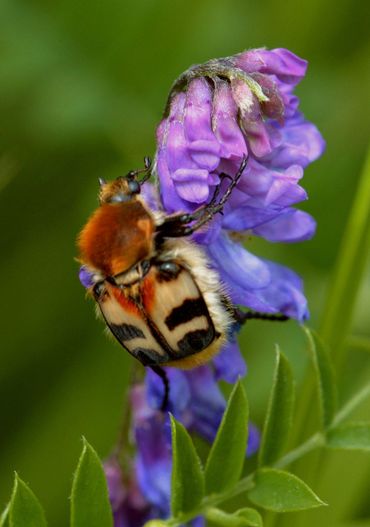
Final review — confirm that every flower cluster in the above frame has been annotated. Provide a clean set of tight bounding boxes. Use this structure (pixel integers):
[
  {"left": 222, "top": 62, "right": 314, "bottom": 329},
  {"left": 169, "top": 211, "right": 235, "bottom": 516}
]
[
  {"left": 79, "top": 47, "right": 325, "bottom": 526},
  {"left": 156, "top": 47, "right": 325, "bottom": 320},
  {"left": 105, "top": 371, "right": 259, "bottom": 526}
]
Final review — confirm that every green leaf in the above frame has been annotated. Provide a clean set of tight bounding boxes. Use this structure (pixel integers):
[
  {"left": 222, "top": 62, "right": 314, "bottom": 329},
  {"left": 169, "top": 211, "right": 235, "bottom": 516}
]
[
  {"left": 327, "top": 422, "right": 370, "bottom": 451},
  {"left": 236, "top": 507, "right": 263, "bottom": 527},
  {"left": 304, "top": 327, "right": 337, "bottom": 428},
  {"left": 235, "top": 508, "right": 263, "bottom": 527},
  {"left": 205, "top": 380, "right": 249, "bottom": 495},
  {"left": 0, "top": 504, "right": 10, "bottom": 527},
  {"left": 9, "top": 475, "right": 47, "bottom": 527},
  {"left": 170, "top": 415, "right": 205, "bottom": 516},
  {"left": 70, "top": 438, "right": 113, "bottom": 527},
  {"left": 205, "top": 507, "right": 263, "bottom": 527},
  {"left": 248, "top": 468, "right": 326, "bottom": 512},
  {"left": 258, "top": 348, "right": 294, "bottom": 466}
]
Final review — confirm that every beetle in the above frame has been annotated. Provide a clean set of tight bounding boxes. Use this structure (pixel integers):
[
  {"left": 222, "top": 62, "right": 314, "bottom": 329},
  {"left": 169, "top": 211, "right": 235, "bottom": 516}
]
[{"left": 77, "top": 156, "right": 287, "bottom": 408}]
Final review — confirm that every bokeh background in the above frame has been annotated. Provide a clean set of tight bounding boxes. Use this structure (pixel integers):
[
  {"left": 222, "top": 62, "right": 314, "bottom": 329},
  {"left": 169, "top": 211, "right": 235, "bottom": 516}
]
[{"left": 0, "top": 0, "right": 369, "bottom": 525}]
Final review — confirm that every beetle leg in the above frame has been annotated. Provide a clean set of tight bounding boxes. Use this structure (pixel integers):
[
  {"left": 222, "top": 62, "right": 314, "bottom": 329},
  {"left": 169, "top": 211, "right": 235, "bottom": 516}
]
[
  {"left": 150, "top": 365, "right": 170, "bottom": 412},
  {"left": 156, "top": 155, "right": 248, "bottom": 239},
  {"left": 234, "top": 308, "right": 289, "bottom": 325}
]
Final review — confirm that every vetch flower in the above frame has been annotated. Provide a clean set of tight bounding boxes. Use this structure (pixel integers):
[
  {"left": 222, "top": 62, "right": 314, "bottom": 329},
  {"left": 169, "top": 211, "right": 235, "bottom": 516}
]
[
  {"left": 105, "top": 384, "right": 207, "bottom": 525},
  {"left": 106, "top": 373, "right": 259, "bottom": 524},
  {"left": 155, "top": 47, "right": 325, "bottom": 321},
  {"left": 104, "top": 456, "right": 152, "bottom": 527},
  {"left": 84, "top": 48, "right": 324, "bottom": 525},
  {"left": 145, "top": 364, "right": 259, "bottom": 456}
]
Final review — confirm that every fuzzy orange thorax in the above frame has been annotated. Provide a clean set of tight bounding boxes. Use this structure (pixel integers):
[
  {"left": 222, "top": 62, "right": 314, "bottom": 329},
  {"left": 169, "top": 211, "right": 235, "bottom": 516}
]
[{"left": 78, "top": 201, "right": 155, "bottom": 277}]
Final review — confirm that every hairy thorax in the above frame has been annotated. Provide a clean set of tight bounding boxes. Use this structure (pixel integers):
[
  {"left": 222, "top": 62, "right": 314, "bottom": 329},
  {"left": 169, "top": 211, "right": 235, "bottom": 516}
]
[{"left": 78, "top": 200, "right": 155, "bottom": 277}]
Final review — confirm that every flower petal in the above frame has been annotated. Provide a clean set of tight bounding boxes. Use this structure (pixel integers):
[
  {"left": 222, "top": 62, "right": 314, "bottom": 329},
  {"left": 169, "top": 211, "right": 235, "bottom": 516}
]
[
  {"left": 253, "top": 209, "right": 316, "bottom": 242},
  {"left": 172, "top": 168, "right": 210, "bottom": 202},
  {"left": 247, "top": 423, "right": 261, "bottom": 456},
  {"left": 213, "top": 338, "right": 247, "bottom": 383},
  {"left": 252, "top": 259, "right": 309, "bottom": 320},
  {"left": 207, "top": 234, "right": 271, "bottom": 290},
  {"left": 265, "top": 114, "right": 326, "bottom": 169},
  {"left": 145, "top": 368, "right": 191, "bottom": 418},
  {"left": 184, "top": 78, "right": 221, "bottom": 169},
  {"left": 236, "top": 48, "right": 307, "bottom": 86},
  {"left": 212, "top": 80, "right": 248, "bottom": 160},
  {"left": 184, "top": 366, "right": 226, "bottom": 442},
  {"left": 132, "top": 386, "right": 172, "bottom": 517},
  {"left": 79, "top": 266, "right": 94, "bottom": 288}
]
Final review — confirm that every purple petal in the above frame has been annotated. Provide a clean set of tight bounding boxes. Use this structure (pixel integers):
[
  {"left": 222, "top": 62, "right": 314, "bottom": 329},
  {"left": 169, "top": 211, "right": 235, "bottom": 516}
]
[
  {"left": 104, "top": 458, "right": 126, "bottom": 512},
  {"left": 213, "top": 339, "right": 247, "bottom": 383},
  {"left": 253, "top": 209, "right": 316, "bottom": 242},
  {"left": 207, "top": 236, "right": 309, "bottom": 320},
  {"left": 207, "top": 234, "right": 271, "bottom": 290},
  {"left": 184, "top": 366, "right": 226, "bottom": 442},
  {"left": 184, "top": 78, "right": 221, "bottom": 169},
  {"left": 79, "top": 265, "right": 94, "bottom": 288},
  {"left": 184, "top": 78, "right": 216, "bottom": 142},
  {"left": 253, "top": 260, "right": 309, "bottom": 320},
  {"left": 225, "top": 159, "right": 306, "bottom": 210},
  {"left": 132, "top": 393, "right": 172, "bottom": 516},
  {"left": 140, "top": 182, "right": 160, "bottom": 212},
  {"left": 212, "top": 80, "right": 248, "bottom": 160},
  {"left": 247, "top": 423, "right": 261, "bottom": 456},
  {"left": 156, "top": 117, "right": 193, "bottom": 213},
  {"left": 264, "top": 114, "right": 326, "bottom": 169},
  {"left": 172, "top": 167, "right": 210, "bottom": 203},
  {"left": 145, "top": 368, "right": 191, "bottom": 418},
  {"left": 221, "top": 202, "right": 282, "bottom": 231},
  {"left": 156, "top": 147, "right": 189, "bottom": 213},
  {"left": 236, "top": 48, "right": 307, "bottom": 85},
  {"left": 191, "top": 516, "right": 206, "bottom": 527},
  {"left": 188, "top": 139, "right": 221, "bottom": 170}
]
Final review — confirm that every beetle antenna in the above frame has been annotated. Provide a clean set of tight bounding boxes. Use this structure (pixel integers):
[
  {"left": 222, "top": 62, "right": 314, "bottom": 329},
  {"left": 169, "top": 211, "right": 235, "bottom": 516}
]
[{"left": 150, "top": 366, "right": 170, "bottom": 412}]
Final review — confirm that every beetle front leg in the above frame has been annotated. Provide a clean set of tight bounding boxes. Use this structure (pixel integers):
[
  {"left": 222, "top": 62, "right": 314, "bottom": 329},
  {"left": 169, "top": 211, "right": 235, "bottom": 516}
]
[{"left": 156, "top": 155, "right": 248, "bottom": 240}]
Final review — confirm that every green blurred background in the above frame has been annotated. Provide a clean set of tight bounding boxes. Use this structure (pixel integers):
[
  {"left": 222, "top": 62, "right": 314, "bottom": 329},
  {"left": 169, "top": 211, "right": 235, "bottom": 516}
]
[{"left": 0, "top": 0, "right": 369, "bottom": 525}]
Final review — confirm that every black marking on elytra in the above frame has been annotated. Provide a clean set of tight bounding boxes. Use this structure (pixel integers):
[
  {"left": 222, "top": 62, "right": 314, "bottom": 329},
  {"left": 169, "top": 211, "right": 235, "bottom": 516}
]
[
  {"left": 133, "top": 348, "right": 164, "bottom": 366},
  {"left": 157, "top": 261, "right": 181, "bottom": 282},
  {"left": 142, "top": 314, "right": 178, "bottom": 361},
  {"left": 109, "top": 323, "right": 145, "bottom": 341},
  {"left": 176, "top": 326, "right": 215, "bottom": 357},
  {"left": 165, "top": 297, "right": 208, "bottom": 331}
]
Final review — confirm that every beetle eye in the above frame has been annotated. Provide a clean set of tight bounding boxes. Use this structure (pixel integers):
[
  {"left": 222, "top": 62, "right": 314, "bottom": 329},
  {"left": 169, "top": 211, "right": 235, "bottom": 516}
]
[
  {"left": 93, "top": 281, "right": 105, "bottom": 299},
  {"left": 128, "top": 180, "right": 140, "bottom": 194}
]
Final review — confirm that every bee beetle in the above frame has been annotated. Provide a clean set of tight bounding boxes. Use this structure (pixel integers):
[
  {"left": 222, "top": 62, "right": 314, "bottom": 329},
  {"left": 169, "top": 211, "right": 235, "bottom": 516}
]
[{"left": 77, "top": 156, "right": 286, "bottom": 408}]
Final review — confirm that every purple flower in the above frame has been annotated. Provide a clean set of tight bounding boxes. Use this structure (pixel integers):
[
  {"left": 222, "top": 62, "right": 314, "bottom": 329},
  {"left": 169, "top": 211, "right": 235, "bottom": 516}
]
[
  {"left": 110, "top": 365, "right": 258, "bottom": 523},
  {"left": 145, "top": 363, "right": 257, "bottom": 455},
  {"left": 79, "top": 265, "right": 95, "bottom": 288},
  {"left": 104, "top": 457, "right": 152, "bottom": 527},
  {"left": 155, "top": 47, "right": 325, "bottom": 321},
  {"left": 88, "top": 48, "right": 325, "bottom": 526}
]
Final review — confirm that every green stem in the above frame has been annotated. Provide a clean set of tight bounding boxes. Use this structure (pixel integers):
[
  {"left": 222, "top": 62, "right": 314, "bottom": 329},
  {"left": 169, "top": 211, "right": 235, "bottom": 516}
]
[
  {"left": 330, "top": 381, "right": 370, "bottom": 428},
  {"left": 346, "top": 335, "right": 370, "bottom": 354},
  {"left": 320, "top": 145, "right": 370, "bottom": 372}
]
